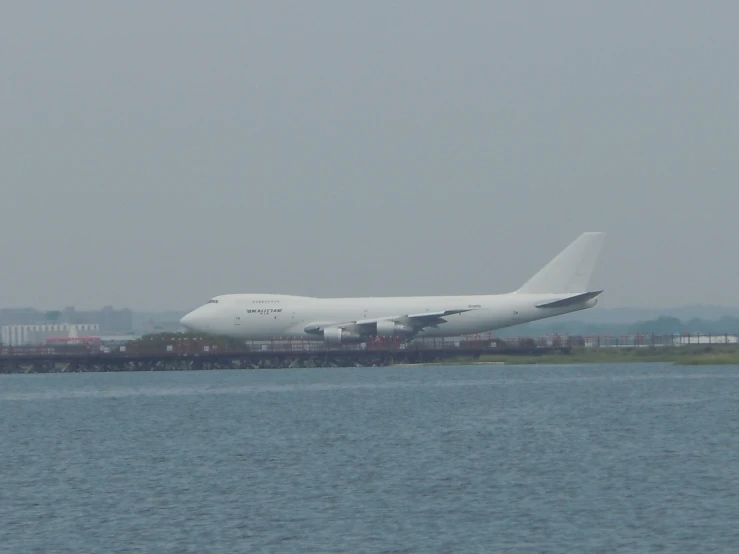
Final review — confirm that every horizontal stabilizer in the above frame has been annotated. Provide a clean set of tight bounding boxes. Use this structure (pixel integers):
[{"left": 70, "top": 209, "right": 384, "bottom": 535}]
[{"left": 535, "top": 290, "right": 603, "bottom": 309}]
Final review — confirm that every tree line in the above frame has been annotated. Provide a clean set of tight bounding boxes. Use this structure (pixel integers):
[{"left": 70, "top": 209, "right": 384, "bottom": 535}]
[{"left": 498, "top": 316, "right": 739, "bottom": 337}]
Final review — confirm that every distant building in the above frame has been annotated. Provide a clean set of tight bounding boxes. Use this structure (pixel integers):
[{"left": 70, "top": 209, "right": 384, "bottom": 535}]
[
  {"left": 99, "top": 306, "right": 134, "bottom": 334},
  {"left": 0, "top": 308, "right": 42, "bottom": 326},
  {"left": 672, "top": 334, "right": 738, "bottom": 345},
  {"left": 141, "top": 320, "right": 183, "bottom": 334},
  {"left": 1, "top": 324, "right": 100, "bottom": 346},
  {"left": 0, "top": 306, "right": 133, "bottom": 335}
]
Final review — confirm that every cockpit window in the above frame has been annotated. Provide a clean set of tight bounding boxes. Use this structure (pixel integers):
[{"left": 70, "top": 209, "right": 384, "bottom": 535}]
[{"left": 207, "top": 299, "right": 219, "bottom": 304}]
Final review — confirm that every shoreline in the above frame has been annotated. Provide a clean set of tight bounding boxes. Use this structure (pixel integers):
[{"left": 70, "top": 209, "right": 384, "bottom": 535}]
[
  {"left": 445, "top": 346, "right": 739, "bottom": 366},
  {"left": 2, "top": 346, "right": 738, "bottom": 375}
]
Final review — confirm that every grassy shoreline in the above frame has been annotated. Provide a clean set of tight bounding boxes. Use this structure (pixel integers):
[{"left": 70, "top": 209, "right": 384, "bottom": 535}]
[{"left": 441, "top": 346, "right": 739, "bottom": 366}]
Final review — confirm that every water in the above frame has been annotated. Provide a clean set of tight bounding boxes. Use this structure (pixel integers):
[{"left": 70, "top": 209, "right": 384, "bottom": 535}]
[{"left": 2, "top": 363, "right": 739, "bottom": 553}]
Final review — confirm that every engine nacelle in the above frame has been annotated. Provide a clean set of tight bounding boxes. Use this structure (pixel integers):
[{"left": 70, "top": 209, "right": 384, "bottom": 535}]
[
  {"left": 375, "top": 320, "right": 414, "bottom": 337},
  {"left": 323, "top": 327, "right": 362, "bottom": 345}
]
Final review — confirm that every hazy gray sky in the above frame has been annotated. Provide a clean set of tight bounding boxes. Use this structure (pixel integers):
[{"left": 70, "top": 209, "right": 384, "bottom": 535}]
[{"left": 2, "top": 1, "right": 738, "bottom": 311}]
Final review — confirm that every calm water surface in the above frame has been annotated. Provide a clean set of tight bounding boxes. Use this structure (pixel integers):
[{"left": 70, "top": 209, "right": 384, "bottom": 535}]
[{"left": 2, "top": 363, "right": 739, "bottom": 553}]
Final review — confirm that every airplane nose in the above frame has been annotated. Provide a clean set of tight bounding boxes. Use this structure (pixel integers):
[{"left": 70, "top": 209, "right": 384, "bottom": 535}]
[
  {"left": 180, "top": 308, "right": 212, "bottom": 333},
  {"left": 180, "top": 311, "right": 197, "bottom": 331}
]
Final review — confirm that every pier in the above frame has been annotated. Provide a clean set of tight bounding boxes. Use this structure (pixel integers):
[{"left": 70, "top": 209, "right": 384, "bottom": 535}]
[
  {"left": 0, "top": 338, "right": 566, "bottom": 374},
  {"left": 1, "top": 333, "right": 737, "bottom": 374}
]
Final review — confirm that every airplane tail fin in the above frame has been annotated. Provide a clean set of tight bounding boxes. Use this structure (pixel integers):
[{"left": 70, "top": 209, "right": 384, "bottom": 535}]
[{"left": 516, "top": 232, "right": 605, "bottom": 294}]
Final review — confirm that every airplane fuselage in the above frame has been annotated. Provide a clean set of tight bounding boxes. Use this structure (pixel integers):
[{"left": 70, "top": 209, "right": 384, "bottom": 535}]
[{"left": 181, "top": 292, "right": 597, "bottom": 341}]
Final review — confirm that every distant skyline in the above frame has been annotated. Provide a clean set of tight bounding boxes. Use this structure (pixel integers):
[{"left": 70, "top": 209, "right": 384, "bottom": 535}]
[
  {"left": 3, "top": 1, "right": 739, "bottom": 310},
  {"left": 5, "top": 304, "right": 739, "bottom": 326}
]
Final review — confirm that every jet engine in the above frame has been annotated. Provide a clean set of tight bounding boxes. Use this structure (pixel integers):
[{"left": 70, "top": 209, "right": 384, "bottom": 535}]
[
  {"left": 375, "top": 320, "right": 414, "bottom": 337},
  {"left": 322, "top": 327, "right": 362, "bottom": 345}
]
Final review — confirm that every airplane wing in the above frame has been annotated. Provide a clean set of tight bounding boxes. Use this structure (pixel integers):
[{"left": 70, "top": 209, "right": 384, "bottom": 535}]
[{"left": 304, "top": 309, "right": 472, "bottom": 336}]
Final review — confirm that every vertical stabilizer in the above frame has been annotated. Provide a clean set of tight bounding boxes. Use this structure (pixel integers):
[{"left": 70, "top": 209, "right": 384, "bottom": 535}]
[{"left": 516, "top": 232, "right": 605, "bottom": 294}]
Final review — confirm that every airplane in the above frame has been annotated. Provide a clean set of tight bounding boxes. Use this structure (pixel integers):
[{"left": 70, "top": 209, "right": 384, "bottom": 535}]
[{"left": 180, "top": 232, "right": 605, "bottom": 344}]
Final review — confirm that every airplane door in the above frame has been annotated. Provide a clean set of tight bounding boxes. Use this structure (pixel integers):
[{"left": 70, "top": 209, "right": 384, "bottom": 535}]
[{"left": 234, "top": 315, "right": 241, "bottom": 327}]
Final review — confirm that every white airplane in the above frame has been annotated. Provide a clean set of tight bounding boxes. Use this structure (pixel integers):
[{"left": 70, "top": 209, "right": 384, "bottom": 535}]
[{"left": 180, "top": 232, "right": 605, "bottom": 344}]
